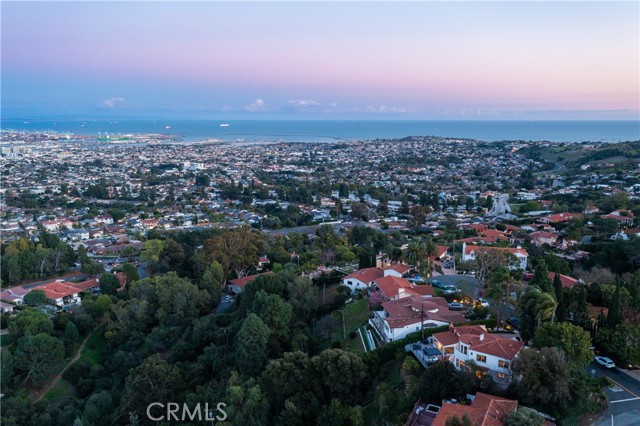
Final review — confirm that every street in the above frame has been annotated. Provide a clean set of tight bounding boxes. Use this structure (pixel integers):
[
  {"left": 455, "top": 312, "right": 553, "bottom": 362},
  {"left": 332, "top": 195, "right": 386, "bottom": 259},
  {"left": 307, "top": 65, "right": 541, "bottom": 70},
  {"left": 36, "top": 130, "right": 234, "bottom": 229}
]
[{"left": 589, "top": 362, "right": 640, "bottom": 426}]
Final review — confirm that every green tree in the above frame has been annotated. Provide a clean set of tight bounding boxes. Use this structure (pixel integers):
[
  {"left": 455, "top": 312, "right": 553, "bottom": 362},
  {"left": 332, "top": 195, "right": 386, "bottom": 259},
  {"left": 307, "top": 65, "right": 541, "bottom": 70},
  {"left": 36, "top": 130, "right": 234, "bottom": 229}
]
[
  {"left": 412, "top": 360, "right": 476, "bottom": 405},
  {"left": 553, "top": 273, "right": 567, "bottom": 322},
  {"left": 252, "top": 290, "right": 292, "bottom": 338},
  {"left": 504, "top": 407, "right": 544, "bottom": 426},
  {"left": 530, "top": 260, "right": 552, "bottom": 293},
  {"left": 99, "top": 273, "right": 121, "bottom": 295},
  {"left": 573, "top": 285, "right": 589, "bottom": 328},
  {"left": 510, "top": 347, "right": 572, "bottom": 415},
  {"left": 607, "top": 279, "right": 622, "bottom": 328},
  {"left": 201, "top": 261, "right": 224, "bottom": 305},
  {"left": 596, "top": 324, "right": 640, "bottom": 365},
  {"left": 9, "top": 308, "right": 54, "bottom": 338},
  {"left": 286, "top": 277, "right": 318, "bottom": 321},
  {"left": 140, "top": 239, "right": 166, "bottom": 263},
  {"left": 23, "top": 289, "right": 47, "bottom": 306},
  {"left": 311, "top": 348, "right": 369, "bottom": 404},
  {"left": 121, "top": 263, "right": 139, "bottom": 284},
  {"left": 14, "top": 333, "right": 64, "bottom": 385},
  {"left": 236, "top": 313, "right": 271, "bottom": 376},
  {"left": 403, "top": 241, "right": 425, "bottom": 267},
  {"left": 533, "top": 322, "right": 593, "bottom": 369}
]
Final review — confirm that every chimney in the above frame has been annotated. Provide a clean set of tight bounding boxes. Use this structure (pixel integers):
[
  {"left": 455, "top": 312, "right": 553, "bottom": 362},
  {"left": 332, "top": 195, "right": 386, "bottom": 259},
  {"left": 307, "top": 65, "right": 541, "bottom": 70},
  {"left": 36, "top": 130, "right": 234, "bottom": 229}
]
[{"left": 479, "top": 333, "right": 484, "bottom": 341}]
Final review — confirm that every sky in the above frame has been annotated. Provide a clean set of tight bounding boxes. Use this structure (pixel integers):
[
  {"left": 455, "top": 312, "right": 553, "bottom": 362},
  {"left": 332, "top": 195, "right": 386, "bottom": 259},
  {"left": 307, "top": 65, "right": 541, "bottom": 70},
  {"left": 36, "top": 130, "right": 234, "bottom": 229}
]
[{"left": 2, "top": 1, "right": 639, "bottom": 120}]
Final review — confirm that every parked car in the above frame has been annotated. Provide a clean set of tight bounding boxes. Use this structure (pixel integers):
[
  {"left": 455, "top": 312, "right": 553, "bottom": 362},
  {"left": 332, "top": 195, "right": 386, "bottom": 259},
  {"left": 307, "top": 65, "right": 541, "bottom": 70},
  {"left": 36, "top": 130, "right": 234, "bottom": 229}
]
[
  {"left": 476, "top": 298, "right": 489, "bottom": 307},
  {"left": 595, "top": 356, "right": 616, "bottom": 369},
  {"left": 449, "top": 302, "right": 463, "bottom": 311},
  {"left": 431, "top": 280, "right": 443, "bottom": 288}
]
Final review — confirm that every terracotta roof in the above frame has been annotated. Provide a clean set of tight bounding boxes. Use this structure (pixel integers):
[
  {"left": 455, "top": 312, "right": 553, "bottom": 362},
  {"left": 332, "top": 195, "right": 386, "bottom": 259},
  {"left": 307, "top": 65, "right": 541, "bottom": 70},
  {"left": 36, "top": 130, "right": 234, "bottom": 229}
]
[
  {"left": 228, "top": 271, "right": 272, "bottom": 288},
  {"left": 459, "top": 333, "right": 524, "bottom": 360},
  {"left": 381, "top": 296, "right": 465, "bottom": 329},
  {"left": 480, "top": 229, "right": 509, "bottom": 241},
  {"left": 37, "top": 282, "right": 79, "bottom": 299},
  {"left": 72, "top": 278, "right": 99, "bottom": 291},
  {"left": 464, "top": 245, "right": 528, "bottom": 257},
  {"left": 342, "top": 267, "right": 384, "bottom": 284},
  {"left": 383, "top": 263, "right": 411, "bottom": 275},
  {"left": 375, "top": 275, "right": 412, "bottom": 298},
  {"left": 436, "top": 246, "right": 448, "bottom": 259},
  {"left": 548, "top": 272, "right": 577, "bottom": 288},
  {"left": 433, "top": 324, "right": 488, "bottom": 347},
  {"left": 432, "top": 392, "right": 518, "bottom": 426}
]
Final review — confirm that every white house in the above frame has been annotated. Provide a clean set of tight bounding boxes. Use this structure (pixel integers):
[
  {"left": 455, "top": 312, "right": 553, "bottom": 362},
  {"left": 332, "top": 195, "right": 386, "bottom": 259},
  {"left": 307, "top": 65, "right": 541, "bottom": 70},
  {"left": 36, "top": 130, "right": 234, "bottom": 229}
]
[
  {"left": 370, "top": 296, "right": 465, "bottom": 342},
  {"left": 0, "top": 286, "right": 30, "bottom": 305},
  {"left": 37, "top": 281, "right": 82, "bottom": 309},
  {"left": 342, "top": 264, "right": 411, "bottom": 292},
  {"left": 432, "top": 324, "right": 523, "bottom": 384},
  {"left": 461, "top": 243, "right": 528, "bottom": 271}
]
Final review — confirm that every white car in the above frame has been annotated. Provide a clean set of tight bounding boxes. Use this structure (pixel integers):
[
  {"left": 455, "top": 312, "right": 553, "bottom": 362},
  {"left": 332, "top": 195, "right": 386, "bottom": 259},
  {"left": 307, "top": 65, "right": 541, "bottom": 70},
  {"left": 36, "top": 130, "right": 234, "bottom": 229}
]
[{"left": 595, "top": 356, "right": 616, "bottom": 369}]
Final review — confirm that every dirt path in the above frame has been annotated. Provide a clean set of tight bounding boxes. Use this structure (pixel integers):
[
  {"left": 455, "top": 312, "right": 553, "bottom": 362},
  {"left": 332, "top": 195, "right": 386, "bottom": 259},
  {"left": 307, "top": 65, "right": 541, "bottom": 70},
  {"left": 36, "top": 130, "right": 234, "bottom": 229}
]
[{"left": 31, "top": 332, "right": 92, "bottom": 403}]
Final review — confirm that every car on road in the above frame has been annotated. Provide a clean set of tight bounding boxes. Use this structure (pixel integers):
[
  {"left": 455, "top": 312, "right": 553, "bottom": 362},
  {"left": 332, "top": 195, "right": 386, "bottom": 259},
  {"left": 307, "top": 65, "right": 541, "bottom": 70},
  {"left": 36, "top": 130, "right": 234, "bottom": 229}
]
[
  {"left": 224, "top": 295, "right": 232, "bottom": 301},
  {"left": 595, "top": 356, "right": 616, "bottom": 369},
  {"left": 476, "top": 298, "right": 489, "bottom": 307},
  {"left": 431, "top": 280, "right": 443, "bottom": 288},
  {"left": 448, "top": 302, "right": 463, "bottom": 311}
]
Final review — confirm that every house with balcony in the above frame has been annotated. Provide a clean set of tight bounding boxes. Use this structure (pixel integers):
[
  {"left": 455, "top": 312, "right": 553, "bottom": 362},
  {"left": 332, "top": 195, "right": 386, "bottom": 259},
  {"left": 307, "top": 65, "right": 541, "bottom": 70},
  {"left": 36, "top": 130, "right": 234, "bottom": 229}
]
[
  {"left": 461, "top": 243, "right": 528, "bottom": 271},
  {"left": 370, "top": 295, "right": 465, "bottom": 343},
  {"left": 342, "top": 264, "right": 411, "bottom": 293},
  {"left": 432, "top": 324, "right": 523, "bottom": 385},
  {"left": 37, "top": 281, "right": 82, "bottom": 310}
]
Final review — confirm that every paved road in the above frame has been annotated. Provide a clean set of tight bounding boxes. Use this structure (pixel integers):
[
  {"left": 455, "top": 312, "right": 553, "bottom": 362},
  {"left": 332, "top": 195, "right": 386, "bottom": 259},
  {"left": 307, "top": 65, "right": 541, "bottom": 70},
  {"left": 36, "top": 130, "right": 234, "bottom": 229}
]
[
  {"left": 216, "top": 297, "right": 235, "bottom": 313},
  {"left": 589, "top": 362, "right": 640, "bottom": 425}
]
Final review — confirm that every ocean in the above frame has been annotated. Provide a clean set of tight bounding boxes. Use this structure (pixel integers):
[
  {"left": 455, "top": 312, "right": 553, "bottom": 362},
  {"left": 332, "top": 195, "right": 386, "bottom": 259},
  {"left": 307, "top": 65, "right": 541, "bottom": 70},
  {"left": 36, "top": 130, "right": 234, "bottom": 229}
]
[{"left": 2, "top": 119, "right": 639, "bottom": 143}]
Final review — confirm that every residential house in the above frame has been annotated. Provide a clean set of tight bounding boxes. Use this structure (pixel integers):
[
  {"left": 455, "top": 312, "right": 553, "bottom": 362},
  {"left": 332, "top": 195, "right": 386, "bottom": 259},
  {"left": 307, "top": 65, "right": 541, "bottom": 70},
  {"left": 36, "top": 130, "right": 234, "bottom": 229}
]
[
  {"left": 432, "top": 324, "right": 523, "bottom": 385},
  {"left": 370, "top": 296, "right": 465, "bottom": 342},
  {"left": 0, "top": 301, "right": 16, "bottom": 314},
  {"left": 37, "top": 281, "right": 82, "bottom": 309},
  {"left": 548, "top": 272, "right": 578, "bottom": 289},
  {"left": 602, "top": 210, "right": 635, "bottom": 226},
  {"left": 539, "top": 212, "right": 581, "bottom": 224},
  {"left": 227, "top": 272, "right": 272, "bottom": 294},
  {"left": 341, "top": 264, "right": 410, "bottom": 292},
  {"left": 461, "top": 243, "right": 528, "bottom": 271},
  {"left": 373, "top": 276, "right": 435, "bottom": 300},
  {"left": 0, "top": 286, "right": 31, "bottom": 305},
  {"left": 528, "top": 231, "right": 559, "bottom": 247},
  {"left": 431, "top": 392, "right": 518, "bottom": 426}
]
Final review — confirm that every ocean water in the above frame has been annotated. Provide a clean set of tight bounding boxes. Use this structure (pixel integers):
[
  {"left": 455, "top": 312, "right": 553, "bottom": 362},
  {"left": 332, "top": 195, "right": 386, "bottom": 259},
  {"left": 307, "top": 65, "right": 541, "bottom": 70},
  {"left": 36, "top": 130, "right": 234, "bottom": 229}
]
[{"left": 2, "top": 119, "right": 639, "bottom": 143}]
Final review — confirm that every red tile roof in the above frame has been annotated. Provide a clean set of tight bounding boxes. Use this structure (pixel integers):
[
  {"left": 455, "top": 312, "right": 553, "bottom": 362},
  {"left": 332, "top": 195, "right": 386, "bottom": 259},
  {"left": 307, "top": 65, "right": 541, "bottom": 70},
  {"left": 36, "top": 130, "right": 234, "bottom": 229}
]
[
  {"left": 37, "top": 282, "right": 79, "bottom": 299},
  {"left": 381, "top": 296, "right": 465, "bottom": 329},
  {"left": 459, "top": 333, "right": 524, "bottom": 360},
  {"left": 375, "top": 275, "right": 412, "bottom": 298},
  {"left": 342, "top": 267, "right": 384, "bottom": 284},
  {"left": 228, "top": 272, "right": 272, "bottom": 289},
  {"left": 432, "top": 392, "right": 518, "bottom": 426},
  {"left": 383, "top": 263, "right": 411, "bottom": 275},
  {"left": 548, "top": 272, "right": 578, "bottom": 288},
  {"left": 72, "top": 278, "right": 99, "bottom": 291}
]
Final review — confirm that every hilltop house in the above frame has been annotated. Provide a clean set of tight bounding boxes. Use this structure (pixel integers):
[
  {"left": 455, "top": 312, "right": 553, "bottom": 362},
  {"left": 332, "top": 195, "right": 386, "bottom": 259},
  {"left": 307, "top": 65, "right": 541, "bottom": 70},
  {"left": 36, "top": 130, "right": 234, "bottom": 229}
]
[
  {"left": 370, "top": 295, "right": 465, "bottom": 342},
  {"left": 432, "top": 324, "right": 523, "bottom": 385},
  {"left": 342, "top": 264, "right": 411, "bottom": 292},
  {"left": 461, "top": 243, "right": 528, "bottom": 271}
]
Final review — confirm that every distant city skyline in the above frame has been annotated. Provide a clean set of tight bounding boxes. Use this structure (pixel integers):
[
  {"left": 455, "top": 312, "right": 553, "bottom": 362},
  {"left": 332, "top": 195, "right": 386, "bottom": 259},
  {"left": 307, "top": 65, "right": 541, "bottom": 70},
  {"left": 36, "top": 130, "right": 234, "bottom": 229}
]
[{"left": 2, "top": 1, "right": 639, "bottom": 120}]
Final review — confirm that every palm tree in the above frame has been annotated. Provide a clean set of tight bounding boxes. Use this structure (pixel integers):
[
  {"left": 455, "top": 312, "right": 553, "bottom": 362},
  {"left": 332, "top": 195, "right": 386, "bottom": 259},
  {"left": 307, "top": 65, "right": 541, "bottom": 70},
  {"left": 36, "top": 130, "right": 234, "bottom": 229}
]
[
  {"left": 417, "top": 257, "right": 434, "bottom": 282},
  {"left": 534, "top": 291, "right": 557, "bottom": 326},
  {"left": 424, "top": 239, "right": 437, "bottom": 259},
  {"left": 403, "top": 241, "right": 425, "bottom": 267}
]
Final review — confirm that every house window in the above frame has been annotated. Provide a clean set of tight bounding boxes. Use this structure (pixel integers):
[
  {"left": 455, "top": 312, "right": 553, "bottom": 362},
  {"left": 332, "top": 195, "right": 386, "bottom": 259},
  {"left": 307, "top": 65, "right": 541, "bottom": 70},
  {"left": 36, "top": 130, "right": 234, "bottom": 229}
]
[
  {"left": 499, "top": 360, "right": 510, "bottom": 369},
  {"left": 475, "top": 370, "right": 486, "bottom": 379},
  {"left": 497, "top": 372, "right": 507, "bottom": 380},
  {"left": 476, "top": 354, "right": 487, "bottom": 363},
  {"left": 461, "top": 345, "right": 468, "bottom": 355}
]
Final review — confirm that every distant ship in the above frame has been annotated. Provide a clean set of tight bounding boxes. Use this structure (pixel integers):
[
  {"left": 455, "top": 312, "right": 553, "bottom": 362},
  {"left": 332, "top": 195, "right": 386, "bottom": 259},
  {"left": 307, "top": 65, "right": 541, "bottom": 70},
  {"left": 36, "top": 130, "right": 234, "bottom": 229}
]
[
  {"left": 219, "top": 123, "right": 230, "bottom": 127},
  {"left": 165, "top": 125, "right": 171, "bottom": 129}
]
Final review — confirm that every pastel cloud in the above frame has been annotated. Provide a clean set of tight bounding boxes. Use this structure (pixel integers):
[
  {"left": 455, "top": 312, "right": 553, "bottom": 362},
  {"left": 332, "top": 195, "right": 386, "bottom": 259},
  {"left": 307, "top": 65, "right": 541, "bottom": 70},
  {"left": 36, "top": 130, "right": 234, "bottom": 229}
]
[
  {"left": 102, "top": 97, "right": 125, "bottom": 108},
  {"left": 245, "top": 98, "right": 266, "bottom": 112}
]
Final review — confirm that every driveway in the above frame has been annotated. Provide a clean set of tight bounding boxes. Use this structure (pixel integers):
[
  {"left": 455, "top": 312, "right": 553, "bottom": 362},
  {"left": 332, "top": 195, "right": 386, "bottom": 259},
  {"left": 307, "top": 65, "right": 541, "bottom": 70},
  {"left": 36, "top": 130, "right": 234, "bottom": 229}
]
[
  {"left": 589, "top": 362, "right": 640, "bottom": 425},
  {"left": 216, "top": 297, "right": 234, "bottom": 313}
]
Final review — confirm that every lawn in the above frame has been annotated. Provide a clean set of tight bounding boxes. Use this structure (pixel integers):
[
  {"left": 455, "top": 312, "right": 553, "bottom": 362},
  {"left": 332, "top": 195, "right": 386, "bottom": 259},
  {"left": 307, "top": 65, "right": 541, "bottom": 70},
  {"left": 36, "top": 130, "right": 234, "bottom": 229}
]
[
  {"left": 42, "top": 378, "right": 76, "bottom": 403},
  {"left": 78, "top": 328, "right": 106, "bottom": 366},
  {"left": 331, "top": 298, "right": 370, "bottom": 351}
]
